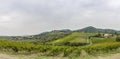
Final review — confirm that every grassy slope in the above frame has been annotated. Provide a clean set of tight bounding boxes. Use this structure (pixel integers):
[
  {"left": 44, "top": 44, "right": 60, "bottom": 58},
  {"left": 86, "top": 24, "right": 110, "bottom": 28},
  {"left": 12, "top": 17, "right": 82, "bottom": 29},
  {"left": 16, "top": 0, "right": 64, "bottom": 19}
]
[
  {"left": 50, "top": 32, "right": 97, "bottom": 45},
  {"left": 50, "top": 32, "right": 82, "bottom": 44}
]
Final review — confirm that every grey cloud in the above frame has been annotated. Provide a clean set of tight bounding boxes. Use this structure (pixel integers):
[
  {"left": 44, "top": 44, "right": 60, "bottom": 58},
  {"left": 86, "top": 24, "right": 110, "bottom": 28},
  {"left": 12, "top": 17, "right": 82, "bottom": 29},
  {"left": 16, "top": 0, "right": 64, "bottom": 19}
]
[{"left": 0, "top": 0, "right": 120, "bottom": 35}]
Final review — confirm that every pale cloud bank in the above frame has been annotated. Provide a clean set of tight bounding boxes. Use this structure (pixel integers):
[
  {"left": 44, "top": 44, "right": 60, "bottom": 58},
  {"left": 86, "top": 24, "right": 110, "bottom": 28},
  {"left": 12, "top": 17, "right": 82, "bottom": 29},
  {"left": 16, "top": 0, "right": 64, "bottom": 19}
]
[{"left": 0, "top": 0, "right": 120, "bottom": 36}]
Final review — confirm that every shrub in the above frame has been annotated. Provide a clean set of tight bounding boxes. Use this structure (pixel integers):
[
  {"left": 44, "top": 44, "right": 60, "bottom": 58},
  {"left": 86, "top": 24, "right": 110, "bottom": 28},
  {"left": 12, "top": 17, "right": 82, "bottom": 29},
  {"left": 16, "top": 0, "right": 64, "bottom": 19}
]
[{"left": 116, "top": 37, "right": 120, "bottom": 42}]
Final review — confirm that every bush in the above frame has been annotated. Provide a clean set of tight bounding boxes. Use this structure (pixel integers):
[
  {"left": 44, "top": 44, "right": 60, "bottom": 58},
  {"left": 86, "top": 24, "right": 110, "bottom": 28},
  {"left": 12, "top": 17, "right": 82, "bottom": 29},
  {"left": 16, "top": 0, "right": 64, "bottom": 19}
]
[{"left": 116, "top": 37, "right": 120, "bottom": 42}]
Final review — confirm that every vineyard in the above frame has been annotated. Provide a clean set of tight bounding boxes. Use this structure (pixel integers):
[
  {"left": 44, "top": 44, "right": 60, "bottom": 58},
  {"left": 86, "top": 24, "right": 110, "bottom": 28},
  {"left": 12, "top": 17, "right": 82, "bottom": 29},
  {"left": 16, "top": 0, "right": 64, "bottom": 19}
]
[{"left": 0, "top": 32, "right": 120, "bottom": 58}]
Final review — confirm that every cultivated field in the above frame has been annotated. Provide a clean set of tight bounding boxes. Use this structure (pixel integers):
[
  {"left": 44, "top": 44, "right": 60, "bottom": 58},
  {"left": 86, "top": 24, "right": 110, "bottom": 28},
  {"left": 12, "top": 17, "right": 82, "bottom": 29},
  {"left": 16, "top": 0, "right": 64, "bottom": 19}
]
[{"left": 0, "top": 32, "right": 120, "bottom": 59}]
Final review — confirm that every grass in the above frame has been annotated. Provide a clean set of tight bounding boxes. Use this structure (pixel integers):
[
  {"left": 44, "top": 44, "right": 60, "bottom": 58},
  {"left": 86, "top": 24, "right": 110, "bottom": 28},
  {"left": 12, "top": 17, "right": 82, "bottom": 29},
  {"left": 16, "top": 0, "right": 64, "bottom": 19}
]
[
  {"left": 50, "top": 32, "right": 96, "bottom": 45},
  {"left": 91, "top": 37, "right": 116, "bottom": 44}
]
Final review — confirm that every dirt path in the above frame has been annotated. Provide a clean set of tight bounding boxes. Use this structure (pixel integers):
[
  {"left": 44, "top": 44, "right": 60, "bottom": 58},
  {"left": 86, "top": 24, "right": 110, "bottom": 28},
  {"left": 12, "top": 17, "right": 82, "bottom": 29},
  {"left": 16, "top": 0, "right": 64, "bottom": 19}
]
[
  {"left": 0, "top": 53, "right": 120, "bottom": 59},
  {"left": 0, "top": 54, "right": 17, "bottom": 59},
  {"left": 95, "top": 54, "right": 120, "bottom": 59}
]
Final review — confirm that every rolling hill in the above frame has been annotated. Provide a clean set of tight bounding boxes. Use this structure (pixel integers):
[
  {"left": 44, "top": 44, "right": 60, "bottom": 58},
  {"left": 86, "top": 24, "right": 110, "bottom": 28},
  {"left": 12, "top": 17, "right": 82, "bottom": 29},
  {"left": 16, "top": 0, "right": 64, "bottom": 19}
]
[
  {"left": 1, "top": 26, "right": 119, "bottom": 44},
  {"left": 50, "top": 32, "right": 96, "bottom": 46},
  {"left": 0, "top": 26, "right": 119, "bottom": 58},
  {"left": 76, "top": 26, "right": 118, "bottom": 33}
]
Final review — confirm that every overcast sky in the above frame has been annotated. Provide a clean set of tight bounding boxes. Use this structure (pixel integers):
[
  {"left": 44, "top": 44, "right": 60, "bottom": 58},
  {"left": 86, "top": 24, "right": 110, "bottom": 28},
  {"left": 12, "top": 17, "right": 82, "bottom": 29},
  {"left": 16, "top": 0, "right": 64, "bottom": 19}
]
[{"left": 0, "top": 0, "right": 120, "bottom": 36}]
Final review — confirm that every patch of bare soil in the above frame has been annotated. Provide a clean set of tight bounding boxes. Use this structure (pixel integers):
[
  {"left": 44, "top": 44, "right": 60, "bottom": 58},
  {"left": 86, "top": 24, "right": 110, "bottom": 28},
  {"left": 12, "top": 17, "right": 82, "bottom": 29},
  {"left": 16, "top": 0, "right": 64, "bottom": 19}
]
[
  {"left": 96, "top": 54, "right": 120, "bottom": 59},
  {"left": 0, "top": 54, "right": 17, "bottom": 59}
]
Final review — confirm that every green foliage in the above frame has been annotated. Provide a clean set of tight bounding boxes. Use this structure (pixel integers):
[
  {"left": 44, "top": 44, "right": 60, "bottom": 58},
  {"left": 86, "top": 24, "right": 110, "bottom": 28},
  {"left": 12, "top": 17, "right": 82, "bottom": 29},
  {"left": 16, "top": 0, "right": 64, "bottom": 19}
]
[
  {"left": 76, "top": 26, "right": 118, "bottom": 34},
  {"left": 0, "top": 38, "right": 120, "bottom": 57},
  {"left": 91, "top": 37, "right": 116, "bottom": 44},
  {"left": 50, "top": 32, "right": 96, "bottom": 46},
  {"left": 116, "top": 37, "right": 120, "bottom": 42},
  {"left": 11, "top": 29, "right": 72, "bottom": 44},
  {"left": 0, "top": 32, "right": 120, "bottom": 57},
  {"left": 83, "top": 42, "right": 120, "bottom": 54}
]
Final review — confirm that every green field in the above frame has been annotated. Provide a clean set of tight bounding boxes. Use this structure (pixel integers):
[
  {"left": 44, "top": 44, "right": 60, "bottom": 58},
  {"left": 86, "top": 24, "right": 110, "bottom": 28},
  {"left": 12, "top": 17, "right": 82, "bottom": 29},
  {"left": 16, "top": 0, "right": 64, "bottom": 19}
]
[
  {"left": 50, "top": 32, "right": 97, "bottom": 45},
  {"left": 0, "top": 32, "right": 120, "bottom": 59}
]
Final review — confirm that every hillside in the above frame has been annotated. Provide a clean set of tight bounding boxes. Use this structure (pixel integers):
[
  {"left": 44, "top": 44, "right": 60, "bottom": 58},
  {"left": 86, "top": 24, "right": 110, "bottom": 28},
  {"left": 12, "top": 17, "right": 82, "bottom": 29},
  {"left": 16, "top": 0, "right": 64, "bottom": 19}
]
[
  {"left": 0, "top": 26, "right": 120, "bottom": 45},
  {"left": 76, "top": 26, "right": 118, "bottom": 34},
  {"left": 10, "top": 29, "right": 72, "bottom": 43},
  {"left": 50, "top": 32, "right": 96, "bottom": 46},
  {"left": 0, "top": 26, "right": 119, "bottom": 59},
  {"left": 6, "top": 26, "right": 119, "bottom": 44}
]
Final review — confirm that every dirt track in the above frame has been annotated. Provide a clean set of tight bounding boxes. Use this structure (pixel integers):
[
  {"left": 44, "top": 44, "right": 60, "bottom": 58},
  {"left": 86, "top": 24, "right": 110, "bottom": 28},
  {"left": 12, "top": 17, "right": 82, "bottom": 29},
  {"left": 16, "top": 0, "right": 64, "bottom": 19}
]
[
  {"left": 1, "top": 53, "right": 120, "bottom": 59},
  {"left": 96, "top": 54, "right": 120, "bottom": 59},
  {"left": 0, "top": 54, "right": 17, "bottom": 59}
]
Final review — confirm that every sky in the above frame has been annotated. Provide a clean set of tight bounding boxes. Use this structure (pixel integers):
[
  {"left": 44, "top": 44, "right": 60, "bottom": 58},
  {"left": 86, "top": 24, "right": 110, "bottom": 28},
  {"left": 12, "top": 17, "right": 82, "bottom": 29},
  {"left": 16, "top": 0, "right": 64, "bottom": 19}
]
[{"left": 0, "top": 0, "right": 120, "bottom": 36}]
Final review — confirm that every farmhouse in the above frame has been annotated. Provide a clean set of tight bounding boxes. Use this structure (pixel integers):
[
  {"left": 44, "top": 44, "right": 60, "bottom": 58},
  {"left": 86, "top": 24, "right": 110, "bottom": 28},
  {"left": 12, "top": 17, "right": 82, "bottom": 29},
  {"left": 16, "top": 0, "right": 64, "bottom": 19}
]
[{"left": 103, "top": 33, "right": 113, "bottom": 38}]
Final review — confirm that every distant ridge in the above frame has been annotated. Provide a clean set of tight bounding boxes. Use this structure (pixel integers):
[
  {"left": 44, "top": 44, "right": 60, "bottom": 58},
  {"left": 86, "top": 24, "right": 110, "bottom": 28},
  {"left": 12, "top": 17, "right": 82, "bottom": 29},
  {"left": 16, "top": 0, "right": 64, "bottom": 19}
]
[
  {"left": 0, "top": 26, "right": 120, "bottom": 44},
  {"left": 76, "top": 26, "right": 97, "bottom": 32},
  {"left": 75, "top": 26, "right": 118, "bottom": 33}
]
